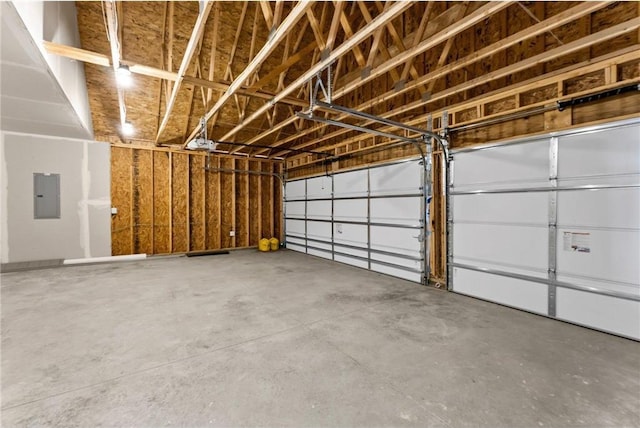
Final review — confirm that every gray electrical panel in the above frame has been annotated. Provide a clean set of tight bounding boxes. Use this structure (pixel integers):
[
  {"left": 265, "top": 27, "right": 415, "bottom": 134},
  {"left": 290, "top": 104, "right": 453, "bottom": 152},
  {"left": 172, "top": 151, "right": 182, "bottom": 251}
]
[{"left": 34, "top": 173, "right": 60, "bottom": 219}]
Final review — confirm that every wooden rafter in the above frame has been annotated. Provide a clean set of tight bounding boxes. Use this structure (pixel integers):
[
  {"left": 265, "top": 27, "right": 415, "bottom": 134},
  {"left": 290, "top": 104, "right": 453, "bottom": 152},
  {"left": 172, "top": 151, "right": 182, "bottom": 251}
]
[
  {"left": 398, "top": 1, "right": 434, "bottom": 83},
  {"left": 206, "top": 2, "right": 220, "bottom": 108},
  {"left": 252, "top": 1, "right": 608, "bottom": 155},
  {"left": 283, "top": 19, "right": 640, "bottom": 156},
  {"left": 103, "top": 0, "right": 127, "bottom": 131},
  {"left": 273, "top": 1, "right": 284, "bottom": 28},
  {"left": 155, "top": 1, "right": 213, "bottom": 143},
  {"left": 425, "top": 3, "right": 470, "bottom": 94},
  {"left": 183, "top": 1, "right": 314, "bottom": 146},
  {"left": 325, "top": 1, "right": 345, "bottom": 52},
  {"left": 166, "top": 1, "right": 175, "bottom": 99},
  {"left": 359, "top": 1, "right": 403, "bottom": 82},
  {"left": 338, "top": 9, "right": 367, "bottom": 67},
  {"left": 224, "top": 1, "right": 413, "bottom": 149},
  {"left": 259, "top": 0, "right": 274, "bottom": 29},
  {"left": 306, "top": 6, "right": 326, "bottom": 51},
  {"left": 287, "top": 47, "right": 639, "bottom": 166},
  {"left": 334, "top": 2, "right": 512, "bottom": 99},
  {"left": 45, "top": 38, "right": 311, "bottom": 101}
]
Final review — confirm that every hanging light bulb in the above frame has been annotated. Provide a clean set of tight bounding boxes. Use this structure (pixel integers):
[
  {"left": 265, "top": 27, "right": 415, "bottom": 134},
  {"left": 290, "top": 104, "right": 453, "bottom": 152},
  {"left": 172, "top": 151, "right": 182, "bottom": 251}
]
[{"left": 116, "top": 64, "right": 132, "bottom": 87}]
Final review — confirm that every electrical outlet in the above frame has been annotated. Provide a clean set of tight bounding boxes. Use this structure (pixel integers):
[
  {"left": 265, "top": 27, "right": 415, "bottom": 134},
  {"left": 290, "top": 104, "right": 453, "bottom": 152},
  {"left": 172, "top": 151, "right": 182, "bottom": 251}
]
[{"left": 229, "top": 231, "right": 235, "bottom": 237}]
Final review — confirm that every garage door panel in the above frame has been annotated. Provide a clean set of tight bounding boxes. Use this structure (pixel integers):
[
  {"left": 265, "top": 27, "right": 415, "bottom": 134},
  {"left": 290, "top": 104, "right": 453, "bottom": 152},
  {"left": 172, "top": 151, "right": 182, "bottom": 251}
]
[
  {"left": 454, "top": 223, "right": 548, "bottom": 271},
  {"left": 371, "top": 263, "right": 422, "bottom": 283},
  {"left": 370, "top": 197, "right": 421, "bottom": 224},
  {"left": 556, "top": 229, "right": 640, "bottom": 286},
  {"left": 370, "top": 161, "right": 422, "bottom": 195},
  {"left": 558, "top": 123, "right": 640, "bottom": 179},
  {"left": 285, "top": 219, "right": 305, "bottom": 237},
  {"left": 451, "top": 119, "right": 640, "bottom": 340},
  {"left": 306, "top": 176, "right": 332, "bottom": 199},
  {"left": 452, "top": 267, "right": 549, "bottom": 315},
  {"left": 554, "top": 275, "right": 639, "bottom": 298},
  {"left": 286, "top": 159, "right": 425, "bottom": 284},
  {"left": 370, "top": 252, "right": 421, "bottom": 271},
  {"left": 286, "top": 201, "right": 305, "bottom": 218},
  {"left": 453, "top": 139, "right": 549, "bottom": 191},
  {"left": 307, "top": 200, "right": 331, "bottom": 220},
  {"left": 453, "top": 193, "right": 547, "bottom": 225},
  {"left": 334, "top": 254, "right": 368, "bottom": 269},
  {"left": 556, "top": 288, "right": 640, "bottom": 340},
  {"left": 307, "top": 247, "right": 332, "bottom": 260},
  {"left": 334, "top": 170, "right": 368, "bottom": 197},
  {"left": 307, "top": 221, "right": 331, "bottom": 243},
  {"left": 285, "top": 180, "right": 305, "bottom": 199},
  {"left": 557, "top": 188, "right": 640, "bottom": 229},
  {"left": 334, "top": 199, "right": 367, "bottom": 222},
  {"left": 334, "top": 223, "right": 367, "bottom": 248},
  {"left": 370, "top": 226, "right": 421, "bottom": 255}
]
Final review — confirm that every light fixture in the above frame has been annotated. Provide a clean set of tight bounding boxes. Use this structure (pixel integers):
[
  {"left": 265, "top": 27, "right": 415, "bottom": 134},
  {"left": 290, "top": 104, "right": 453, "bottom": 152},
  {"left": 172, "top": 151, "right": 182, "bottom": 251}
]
[
  {"left": 116, "top": 64, "right": 132, "bottom": 87},
  {"left": 122, "top": 121, "right": 134, "bottom": 136}
]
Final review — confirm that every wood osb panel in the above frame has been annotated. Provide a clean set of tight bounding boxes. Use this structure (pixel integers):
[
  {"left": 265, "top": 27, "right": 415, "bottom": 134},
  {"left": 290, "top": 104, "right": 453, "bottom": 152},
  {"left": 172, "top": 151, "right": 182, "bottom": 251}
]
[
  {"left": 111, "top": 147, "right": 132, "bottom": 255},
  {"left": 248, "top": 161, "right": 261, "bottom": 245},
  {"left": 111, "top": 147, "right": 283, "bottom": 255},
  {"left": 235, "top": 158, "right": 250, "bottom": 248},
  {"left": 171, "top": 153, "right": 189, "bottom": 253},
  {"left": 261, "top": 162, "right": 274, "bottom": 238},
  {"left": 189, "top": 155, "right": 206, "bottom": 251},
  {"left": 219, "top": 157, "right": 234, "bottom": 249},
  {"left": 205, "top": 157, "right": 221, "bottom": 248},
  {"left": 134, "top": 149, "right": 154, "bottom": 254},
  {"left": 153, "top": 151, "right": 171, "bottom": 253}
]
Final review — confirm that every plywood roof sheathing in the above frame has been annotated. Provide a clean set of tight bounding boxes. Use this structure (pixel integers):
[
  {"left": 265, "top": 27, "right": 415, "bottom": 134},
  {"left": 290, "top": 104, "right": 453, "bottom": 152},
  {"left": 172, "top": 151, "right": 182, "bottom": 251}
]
[
  {"left": 155, "top": 1, "right": 213, "bottom": 143},
  {"left": 184, "top": 1, "right": 314, "bottom": 146},
  {"left": 225, "top": 1, "right": 413, "bottom": 150}
]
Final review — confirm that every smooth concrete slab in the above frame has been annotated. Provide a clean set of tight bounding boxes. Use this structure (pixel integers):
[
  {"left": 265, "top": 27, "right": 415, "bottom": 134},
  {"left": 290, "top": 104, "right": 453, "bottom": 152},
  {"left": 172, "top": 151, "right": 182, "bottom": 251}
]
[{"left": 1, "top": 250, "right": 639, "bottom": 427}]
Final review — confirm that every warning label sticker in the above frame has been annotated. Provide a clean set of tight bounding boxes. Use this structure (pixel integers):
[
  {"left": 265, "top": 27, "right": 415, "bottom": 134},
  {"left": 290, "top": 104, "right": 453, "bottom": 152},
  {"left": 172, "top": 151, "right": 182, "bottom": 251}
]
[{"left": 563, "top": 232, "right": 591, "bottom": 253}]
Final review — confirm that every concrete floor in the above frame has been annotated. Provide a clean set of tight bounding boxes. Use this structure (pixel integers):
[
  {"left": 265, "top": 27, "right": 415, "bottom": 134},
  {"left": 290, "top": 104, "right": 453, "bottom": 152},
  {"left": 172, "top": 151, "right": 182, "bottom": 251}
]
[{"left": 1, "top": 250, "right": 638, "bottom": 427}]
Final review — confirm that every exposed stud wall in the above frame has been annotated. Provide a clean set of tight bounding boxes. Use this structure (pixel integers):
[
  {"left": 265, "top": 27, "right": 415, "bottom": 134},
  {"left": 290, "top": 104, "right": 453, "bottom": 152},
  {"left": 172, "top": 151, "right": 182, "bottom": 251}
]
[{"left": 111, "top": 146, "right": 282, "bottom": 255}]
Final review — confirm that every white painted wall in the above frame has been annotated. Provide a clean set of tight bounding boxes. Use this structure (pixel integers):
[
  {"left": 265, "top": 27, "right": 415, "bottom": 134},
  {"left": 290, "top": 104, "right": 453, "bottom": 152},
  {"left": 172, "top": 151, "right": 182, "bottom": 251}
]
[
  {"left": 12, "top": 1, "right": 93, "bottom": 134},
  {"left": 0, "top": 131, "right": 111, "bottom": 263}
]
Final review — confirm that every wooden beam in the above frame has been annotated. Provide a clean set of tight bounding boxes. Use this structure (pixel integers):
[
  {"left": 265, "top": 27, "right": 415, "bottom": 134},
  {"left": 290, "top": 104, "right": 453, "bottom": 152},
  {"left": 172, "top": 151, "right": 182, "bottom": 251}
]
[
  {"left": 42, "top": 41, "right": 309, "bottom": 110},
  {"left": 273, "top": 0, "right": 284, "bottom": 28},
  {"left": 334, "top": 2, "right": 512, "bottom": 99},
  {"left": 183, "top": 1, "right": 314, "bottom": 145},
  {"left": 225, "top": 2, "right": 249, "bottom": 81},
  {"left": 306, "top": 7, "right": 326, "bottom": 50},
  {"left": 223, "top": 1, "right": 413, "bottom": 147},
  {"left": 155, "top": 1, "right": 213, "bottom": 143},
  {"left": 206, "top": 2, "right": 220, "bottom": 107},
  {"left": 259, "top": 0, "right": 274, "bottom": 29},
  {"left": 245, "top": 41, "right": 317, "bottom": 94},
  {"left": 167, "top": 1, "right": 175, "bottom": 96},
  {"left": 426, "top": 8, "right": 468, "bottom": 94},
  {"left": 325, "top": 1, "right": 345, "bottom": 52},
  {"left": 358, "top": 1, "right": 403, "bottom": 82},
  {"left": 399, "top": 2, "right": 434, "bottom": 83},
  {"left": 103, "top": 0, "right": 127, "bottom": 129},
  {"left": 338, "top": 9, "right": 367, "bottom": 67},
  {"left": 286, "top": 47, "right": 639, "bottom": 161}
]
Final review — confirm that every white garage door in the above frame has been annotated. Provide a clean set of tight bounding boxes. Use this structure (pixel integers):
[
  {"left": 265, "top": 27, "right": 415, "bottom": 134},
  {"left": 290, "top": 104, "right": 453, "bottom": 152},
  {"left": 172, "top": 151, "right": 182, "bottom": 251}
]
[
  {"left": 449, "top": 118, "right": 640, "bottom": 340},
  {"left": 285, "top": 159, "right": 427, "bottom": 283}
]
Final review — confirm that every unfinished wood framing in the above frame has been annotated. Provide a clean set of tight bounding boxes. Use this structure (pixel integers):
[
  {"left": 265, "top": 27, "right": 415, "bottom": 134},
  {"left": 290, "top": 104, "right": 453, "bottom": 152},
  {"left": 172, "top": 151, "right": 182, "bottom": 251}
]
[
  {"left": 111, "top": 146, "right": 282, "bottom": 255},
  {"left": 83, "top": 1, "right": 638, "bottom": 281}
]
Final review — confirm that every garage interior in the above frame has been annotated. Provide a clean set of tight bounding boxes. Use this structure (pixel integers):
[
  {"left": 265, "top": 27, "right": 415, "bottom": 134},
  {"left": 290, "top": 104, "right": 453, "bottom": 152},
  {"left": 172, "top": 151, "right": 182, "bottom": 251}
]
[{"left": 1, "top": 1, "right": 639, "bottom": 426}]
